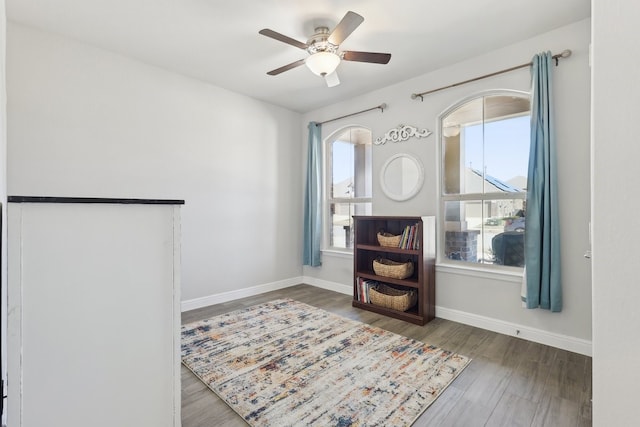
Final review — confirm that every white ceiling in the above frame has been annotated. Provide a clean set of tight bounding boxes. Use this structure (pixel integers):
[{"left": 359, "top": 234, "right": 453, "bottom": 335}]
[{"left": 7, "top": 0, "right": 591, "bottom": 113}]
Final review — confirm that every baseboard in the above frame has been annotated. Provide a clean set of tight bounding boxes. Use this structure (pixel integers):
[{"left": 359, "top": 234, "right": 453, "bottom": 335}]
[
  {"left": 436, "top": 306, "right": 592, "bottom": 356},
  {"left": 301, "top": 276, "right": 352, "bottom": 295},
  {"left": 181, "top": 277, "right": 304, "bottom": 312}
]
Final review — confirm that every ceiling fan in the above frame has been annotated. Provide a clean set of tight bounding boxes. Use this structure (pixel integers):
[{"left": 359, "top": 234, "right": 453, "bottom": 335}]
[{"left": 259, "top": 11, "right": 391, "bottom": 87}]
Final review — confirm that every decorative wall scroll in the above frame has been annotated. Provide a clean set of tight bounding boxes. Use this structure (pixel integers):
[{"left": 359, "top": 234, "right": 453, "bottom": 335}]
[{"left": 374, "top": 124, "right": 432, "bottom": 145}]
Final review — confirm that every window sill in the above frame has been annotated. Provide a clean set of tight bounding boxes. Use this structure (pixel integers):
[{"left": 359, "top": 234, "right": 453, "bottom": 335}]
[
  {"left": 436, "top": 262, "right": 523, "bottom": 284},
  {"left": 321, "top": 249, "right": 353, "bottom": 260}
]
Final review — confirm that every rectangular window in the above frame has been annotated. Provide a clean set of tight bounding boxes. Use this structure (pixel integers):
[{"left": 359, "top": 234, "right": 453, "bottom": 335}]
[
  {"left": 444, "top": 198, "right": 526, "bottom": 265},
  {"left": 326, "top": 128, "right": 372, "bottom": 250},
  {"left": 441, "top": 93, "right": 530, "bottom": 267}
]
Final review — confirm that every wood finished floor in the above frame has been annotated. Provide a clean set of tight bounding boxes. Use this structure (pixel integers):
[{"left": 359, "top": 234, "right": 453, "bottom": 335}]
[{"left": 182, "top": 285, "right": 592, "bottom": 427}]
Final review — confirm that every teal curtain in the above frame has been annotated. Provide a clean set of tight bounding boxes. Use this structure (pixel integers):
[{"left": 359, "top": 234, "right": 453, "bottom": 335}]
[
  {"left": 303, "top": 122, "right": 322, "bottom": 267},
  {"left": 523, "top": 52, "right": 562, "bottom": 312}
]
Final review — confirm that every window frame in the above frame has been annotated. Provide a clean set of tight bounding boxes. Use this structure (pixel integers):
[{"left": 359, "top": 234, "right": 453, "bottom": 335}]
[
  {"left": 436, "top": 89, "right": 531, "bottom": 271},
  {"left": 322, "top": 125, "right": 373, "bottom": 253}
]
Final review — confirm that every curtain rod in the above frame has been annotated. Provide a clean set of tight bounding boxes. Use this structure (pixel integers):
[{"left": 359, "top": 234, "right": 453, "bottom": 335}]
[
  {"left": 316, "top": 103, "right": 387, "bottom": 126},
  {"left": 410, "top": 49, "right": 572, "bottom": 101}
]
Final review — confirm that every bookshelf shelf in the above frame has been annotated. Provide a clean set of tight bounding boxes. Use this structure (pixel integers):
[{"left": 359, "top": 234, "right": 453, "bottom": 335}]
[
  {"left": 353, "top": 216, "right": 435, "bottom": 325},
  {"left": 356, "top": 243, "right": 420, "bottom": 255}
]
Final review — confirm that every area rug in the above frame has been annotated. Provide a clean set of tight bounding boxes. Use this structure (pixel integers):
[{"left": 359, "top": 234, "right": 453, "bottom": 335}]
[{"left": 181, "top": 299, "right": 470, "bottom": 426}]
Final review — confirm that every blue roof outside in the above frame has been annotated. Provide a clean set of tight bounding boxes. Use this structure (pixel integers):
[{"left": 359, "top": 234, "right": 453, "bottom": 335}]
[{"left": 470, "top": 168, "right": 523, "bottom": 193}]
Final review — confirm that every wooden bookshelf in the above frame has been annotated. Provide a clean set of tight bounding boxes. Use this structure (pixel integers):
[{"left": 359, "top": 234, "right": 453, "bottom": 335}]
[{"left": 352, "top": 216, "right": 435, "bottom": 325}]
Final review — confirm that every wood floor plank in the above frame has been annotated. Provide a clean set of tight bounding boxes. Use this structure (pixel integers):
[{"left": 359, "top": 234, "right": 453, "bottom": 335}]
[
  {"left": 531, "top": 394, "right": 581, "bottom": 427},
  {"left": 181, "top": 284, "right": 592, "bottom": 427},
  {"left": 581, "top": 354, "right": 593, "bottom": 412},
  {"left": 453, "top": 326, "right": 495, "bottom": 359},
  {"left": 543, "top": 351, "right": 588, "bottom": 403},
  {"left": 437, "top": 396, "right": 495, "bottom": 427},
  {"left": 485, "top": 392, "right": 538, "bottom": 427},
  {"left": 456, "top": 357, "right": 513, "bottom": 409},
  {"left": 523, "top": 340, "right": 559, "bottom": 366},
  {"left": 504, "top": 354, "right": 552, "bottom": 404},
  {"left": 412, "top": 385, "right": 464, "bottom": 426}
]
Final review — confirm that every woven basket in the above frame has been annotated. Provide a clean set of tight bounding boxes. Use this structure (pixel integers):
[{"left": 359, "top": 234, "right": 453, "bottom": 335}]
[
  {"left": 369, "top": 284, "right": 417, "bottom": 312},
  {"left": 377, "top": 231, "right": 401, "bottom": 247},
  {"left": 372, "top": 258, "right": 414, "bottom": 279}
]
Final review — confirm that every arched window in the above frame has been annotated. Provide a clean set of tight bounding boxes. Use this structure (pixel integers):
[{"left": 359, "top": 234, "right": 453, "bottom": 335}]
[
  {"left": 325, "top": 126, "right": 372, "bottom": 250},
  {"left": 439, "top": 91, "right": 530, "bottom": 267}
]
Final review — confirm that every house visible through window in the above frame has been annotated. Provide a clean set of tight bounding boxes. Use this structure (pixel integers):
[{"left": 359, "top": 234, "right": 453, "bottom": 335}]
[
  {"left": 440, "top": 92, "right": 530, "bottom": 267},
  {"left": 326, "top": 126, "right": 372, "bottom": 250}
]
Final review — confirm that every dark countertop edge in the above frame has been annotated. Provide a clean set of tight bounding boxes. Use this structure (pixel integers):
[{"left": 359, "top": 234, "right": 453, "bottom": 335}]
[{"left": 8, "top": 196, "right": 185, "bottom": 205}]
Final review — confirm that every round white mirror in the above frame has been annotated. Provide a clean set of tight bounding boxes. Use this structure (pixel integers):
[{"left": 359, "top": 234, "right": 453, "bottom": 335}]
[{"left": 380, "top": 153, "right": 425, "bottom": 201}]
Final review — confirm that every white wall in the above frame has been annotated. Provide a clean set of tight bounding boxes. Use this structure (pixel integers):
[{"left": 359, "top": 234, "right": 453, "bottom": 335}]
[
  {"left": 6, "top": 23, "right": 303, "bottom": 302},
  {"left": 304, "top": 19, "right": 592, "bottom": 353},
  {"left": 0, "top": 0, "right": 7, "bottom": 422},
  {"left": 591, "top": 0, "right": 640, "bottom": 424}
]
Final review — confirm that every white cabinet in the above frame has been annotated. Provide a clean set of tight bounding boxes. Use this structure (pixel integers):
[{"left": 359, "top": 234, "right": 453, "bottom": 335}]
[{"left": 7, "top": 197, "right": 182, "bottom": 427}]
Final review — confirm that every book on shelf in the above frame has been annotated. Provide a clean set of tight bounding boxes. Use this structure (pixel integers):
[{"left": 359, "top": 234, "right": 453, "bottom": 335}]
[
  {"left": 400, "top": 225, "right": 410, "bottom": 249},
  {"left": 399, "top": 222, "right": 421, "bottom": 250},
  {"left": 356, "top": 277, "right": 379, "bottom": 303}
]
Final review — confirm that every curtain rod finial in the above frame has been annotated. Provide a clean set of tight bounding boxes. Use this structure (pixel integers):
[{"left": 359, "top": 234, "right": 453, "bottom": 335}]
[
  {"left": 560, "top": 49, "right": 572, "bottom": 58},
  {"left": 379, "top": 103, "right": 387, "bottom": 112}
]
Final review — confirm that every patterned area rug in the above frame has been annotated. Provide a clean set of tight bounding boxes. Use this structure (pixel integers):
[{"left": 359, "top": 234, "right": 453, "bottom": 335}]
[{"left": 181, "top": 299, "right": 470, "bottom": 426}]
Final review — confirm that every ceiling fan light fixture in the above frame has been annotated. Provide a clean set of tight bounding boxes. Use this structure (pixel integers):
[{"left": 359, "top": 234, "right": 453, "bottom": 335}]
[
  {"left": 260, "top": 11, "right": 391, "bottom": 83},
  {"left": 305, "top": 52, "right": 340, "bottom": 76}
]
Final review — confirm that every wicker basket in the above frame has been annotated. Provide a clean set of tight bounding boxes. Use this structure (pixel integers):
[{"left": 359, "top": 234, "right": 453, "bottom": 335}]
[
  {"left": 372, "top": 258, "right": 414, "bottom": 279},
  {"left": 377, "top": 231, "right": 401, "bottom": 247},
  {"left": 369, "top": 284, "right": 417, "bottom": 312}
]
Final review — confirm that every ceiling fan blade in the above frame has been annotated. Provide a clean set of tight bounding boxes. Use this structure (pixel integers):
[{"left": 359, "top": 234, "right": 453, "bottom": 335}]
[
  {"left": 259, "top": 29, "right": 308, "bottom": 50},
  {"left": 342, "top": 51, "right": 392, "bottom": 64},
  {"left": 266, "top": 58, "right": 306, "bottom": 76},
  {"left": 328, "top": 11, "right": 364, "bottom": 45},
  {"left": 324, "top": 71, "right": 340, "bottom": 87}
]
